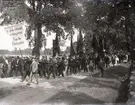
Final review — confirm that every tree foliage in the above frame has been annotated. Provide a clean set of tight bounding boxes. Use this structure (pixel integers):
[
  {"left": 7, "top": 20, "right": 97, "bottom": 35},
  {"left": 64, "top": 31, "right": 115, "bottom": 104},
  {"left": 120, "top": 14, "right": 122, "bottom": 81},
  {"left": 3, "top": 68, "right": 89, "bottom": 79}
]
[
  {"left": 0, "top": 0, "right": 76, "bottom": 56},
  {"left": 0, "top": 0, "right": 27, "bottom": 25},
  {"left": 1, "top": 0, "right": 135, "bottom": 56},
  {"left": 83, "top": 0, "right": 135, "bottom": 54}
]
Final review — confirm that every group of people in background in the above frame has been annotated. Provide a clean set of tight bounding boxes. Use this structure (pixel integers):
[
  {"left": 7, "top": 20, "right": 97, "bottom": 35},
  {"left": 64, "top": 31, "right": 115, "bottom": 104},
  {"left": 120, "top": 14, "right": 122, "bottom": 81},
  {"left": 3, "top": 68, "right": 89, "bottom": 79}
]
[{"left": 0, "top": 52, "right": 129, "bottom": 85}]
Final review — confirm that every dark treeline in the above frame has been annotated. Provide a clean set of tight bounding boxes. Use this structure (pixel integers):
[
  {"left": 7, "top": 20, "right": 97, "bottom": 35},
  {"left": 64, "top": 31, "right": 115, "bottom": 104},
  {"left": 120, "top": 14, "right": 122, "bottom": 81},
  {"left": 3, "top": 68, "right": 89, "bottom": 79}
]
[{"left": 0, "top": 48, "right": 53, "bottom": 56}]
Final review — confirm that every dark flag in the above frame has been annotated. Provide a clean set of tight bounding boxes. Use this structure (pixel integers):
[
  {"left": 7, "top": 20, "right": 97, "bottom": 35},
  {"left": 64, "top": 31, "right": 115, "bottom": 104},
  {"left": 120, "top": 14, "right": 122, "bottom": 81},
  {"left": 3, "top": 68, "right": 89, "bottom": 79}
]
[
  {"left": 70, "top": 34, "right": 76, "bottom": 57},
  {"left": 53, "top": 34, "right": 60, "bottom": 57},
  {"left": 53, "top": 40, "right": 56, "bottom": 57},
  {"left": 77, "top": 29, "right": 83, "bottom": 56},
  {"left": 55, "top": 34, "right": 60, "bottom": 55},
  {"left": 92, "top": 35, "right": 99, "bottom": 52}
]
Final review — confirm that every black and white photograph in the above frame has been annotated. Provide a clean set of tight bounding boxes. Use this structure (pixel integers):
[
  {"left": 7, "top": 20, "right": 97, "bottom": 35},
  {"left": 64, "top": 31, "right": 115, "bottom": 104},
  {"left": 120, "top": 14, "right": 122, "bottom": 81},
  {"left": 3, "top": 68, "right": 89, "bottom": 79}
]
[{"left": 0, "top": 0, "right": 135, "bottom": 105}]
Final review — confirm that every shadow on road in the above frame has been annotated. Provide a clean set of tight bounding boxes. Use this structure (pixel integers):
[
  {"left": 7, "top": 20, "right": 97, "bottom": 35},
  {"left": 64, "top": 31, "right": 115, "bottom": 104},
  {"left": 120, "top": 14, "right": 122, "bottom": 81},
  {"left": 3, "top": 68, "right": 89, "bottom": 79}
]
[
  {"left": 41, "top": 91, "right": 104, "bottom": 104},
  {"left": 0, "top": 89, "right": 12, "bottom": 99},
  {"left": 115, "top": 79, "right": 129, "bottom": 103},
  {"left": 0, "top": 81, "right": 28, "bottom": 99},
  {"left": 75, "top": 65, "right": 129, "bottom": 89},
  {"left": 0, "top": 81, "right": 13, "bottom": 98},
  {"left": 41, "top": 65, "right": 129, "bottom": 104},
  {"left": 104, "top": 65, "right": 128, "bottom": 79},
  {"left": 92, "top": 65, "right": 128, "bottom": 79},
  {"left": 0, "top": 64, "right": 130, "bottom": 104}
]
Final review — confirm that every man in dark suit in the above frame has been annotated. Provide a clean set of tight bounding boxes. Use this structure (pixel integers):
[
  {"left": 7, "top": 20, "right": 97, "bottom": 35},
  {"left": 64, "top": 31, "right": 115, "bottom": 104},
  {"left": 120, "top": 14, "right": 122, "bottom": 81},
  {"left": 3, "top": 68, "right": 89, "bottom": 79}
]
[
  {"left": 9, "top": 57, "right": 16, "bottom": 77},
  {"left": 57, "top": 57, "right": 65, "bottom": 77},
  {"left": 22, "top": 57, "right": 32, "bottom": 82},
  {"left": 15, "top": 56, "right": 23, "bottom": 77},
  {"left": 47, "top": 57, "right": 57, "bottom": 79}
]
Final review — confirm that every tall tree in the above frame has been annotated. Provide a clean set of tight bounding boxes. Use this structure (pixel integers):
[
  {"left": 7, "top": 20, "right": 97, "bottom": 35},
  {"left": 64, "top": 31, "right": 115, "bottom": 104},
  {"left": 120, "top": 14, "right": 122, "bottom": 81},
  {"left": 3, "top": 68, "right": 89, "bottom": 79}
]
[
  {"left": 1, "top": 0, "right": 135, "bottom": 57},
  {"left": 0, "top": 0, "right": 75, "bottom": 57}
]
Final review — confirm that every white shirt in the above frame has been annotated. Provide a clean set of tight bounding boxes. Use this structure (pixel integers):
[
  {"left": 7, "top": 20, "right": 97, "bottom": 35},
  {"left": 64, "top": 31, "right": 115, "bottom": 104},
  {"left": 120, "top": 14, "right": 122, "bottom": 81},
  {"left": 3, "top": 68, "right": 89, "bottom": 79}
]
[
  {"left": 31, "top": 61, "right": 38, "bottom": 73},
  {"left": 5, "top": 59, "right": 8, "bottom": 65}
]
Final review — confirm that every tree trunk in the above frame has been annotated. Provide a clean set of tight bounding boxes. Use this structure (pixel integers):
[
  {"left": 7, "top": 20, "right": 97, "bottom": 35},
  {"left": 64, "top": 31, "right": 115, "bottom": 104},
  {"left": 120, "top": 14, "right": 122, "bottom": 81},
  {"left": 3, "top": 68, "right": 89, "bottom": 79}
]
[
  {"left": 32, "top": 23, "right": 42, "bottom": 57},
  {"left": 70, "top": 34, "right": 76, "bottom": 57}
]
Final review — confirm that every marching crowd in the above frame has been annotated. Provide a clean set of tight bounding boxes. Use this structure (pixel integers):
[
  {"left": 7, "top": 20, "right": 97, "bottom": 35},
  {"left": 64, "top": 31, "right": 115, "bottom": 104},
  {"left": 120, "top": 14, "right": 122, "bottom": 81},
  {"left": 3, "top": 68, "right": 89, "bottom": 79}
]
[{"left": 0, "top": 52, "right": 129, "bottom": 85}]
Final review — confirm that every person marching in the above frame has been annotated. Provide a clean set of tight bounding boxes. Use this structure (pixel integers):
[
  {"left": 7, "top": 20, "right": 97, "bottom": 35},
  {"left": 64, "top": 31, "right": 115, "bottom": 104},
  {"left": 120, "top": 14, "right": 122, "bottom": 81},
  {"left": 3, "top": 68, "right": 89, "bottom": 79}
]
[
  {"left": 27, "top": 57, "right": 39, "bottom": 85},
  {"left": 98, "top": 58, "right": 105, "bottom": 77},
  {"left": 21, "top": 57, "right": 32, "bottom": 82},
  {"left": 15, "top": 56, "right": 24, "bottom": 78},
  {"left": 9, "top": 57, "right": 16, "bottom": 77},
  {"left": 47, "top": 57, "right": 57, "bottom": 79},
  {"left": 57, "top": 56, "right": 65, "bottom": 77}
]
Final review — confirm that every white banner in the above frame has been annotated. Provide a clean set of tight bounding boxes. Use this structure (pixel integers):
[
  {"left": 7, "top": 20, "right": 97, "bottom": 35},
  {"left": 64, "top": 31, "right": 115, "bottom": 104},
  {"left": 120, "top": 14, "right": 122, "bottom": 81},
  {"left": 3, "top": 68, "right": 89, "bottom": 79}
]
[{"left": 4, "top": 23, "right": 25, "bottom": 47}]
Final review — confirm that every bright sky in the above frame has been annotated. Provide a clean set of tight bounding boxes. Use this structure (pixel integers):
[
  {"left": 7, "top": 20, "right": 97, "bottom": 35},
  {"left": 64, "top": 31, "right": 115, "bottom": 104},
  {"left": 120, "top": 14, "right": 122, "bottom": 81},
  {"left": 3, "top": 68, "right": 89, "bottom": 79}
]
[
  {"left": 0, "top": 26, "right": 13, "bottom": 51},
  {"left": 0, "top": 26, "right": 78, "bottom": 51}
]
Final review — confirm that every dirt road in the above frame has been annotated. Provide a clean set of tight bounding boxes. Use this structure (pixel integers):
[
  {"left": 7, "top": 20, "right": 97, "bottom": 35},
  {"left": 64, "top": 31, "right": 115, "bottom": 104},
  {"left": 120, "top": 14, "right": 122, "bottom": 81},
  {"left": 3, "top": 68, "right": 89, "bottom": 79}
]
[{"left": 0, "top": 64, "right": 129, "bottom": 105}]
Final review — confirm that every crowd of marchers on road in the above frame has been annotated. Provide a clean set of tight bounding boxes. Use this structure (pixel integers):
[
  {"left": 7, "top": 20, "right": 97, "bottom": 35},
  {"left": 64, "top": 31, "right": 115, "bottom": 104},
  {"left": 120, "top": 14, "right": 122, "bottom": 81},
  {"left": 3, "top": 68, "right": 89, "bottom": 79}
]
[{"left": 0, "top": 52, "right": 129, "bottom": 85}]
